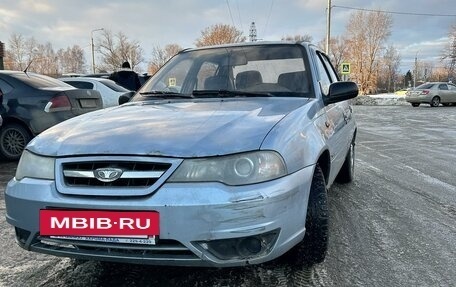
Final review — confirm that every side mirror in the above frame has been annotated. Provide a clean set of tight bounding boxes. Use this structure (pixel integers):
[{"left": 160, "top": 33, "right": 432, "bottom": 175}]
[
  {"left": 118, "top": 91, "right": 135, "bottom": 105},
  {"left": 324, "top": 81, "right": 358, "bottom": 105}
]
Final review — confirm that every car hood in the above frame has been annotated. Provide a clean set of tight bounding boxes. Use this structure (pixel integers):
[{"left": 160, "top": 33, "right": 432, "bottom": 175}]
[{"left": 28, "top": 98, "right": 310, "bottom": 157}]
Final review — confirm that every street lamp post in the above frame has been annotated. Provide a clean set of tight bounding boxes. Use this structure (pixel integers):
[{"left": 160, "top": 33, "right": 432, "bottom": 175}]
[
  {"left": 326, "top": 0, "right": 332, "bottom": 54},
  {"left": 91, "top": 28, "right": 104, "bottom": 73}
]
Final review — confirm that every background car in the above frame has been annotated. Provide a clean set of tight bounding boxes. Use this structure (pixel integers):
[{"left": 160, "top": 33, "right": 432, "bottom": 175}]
[
  {"left": 394, "top": 88, "right": 409, "bottom": 96},
  {"left": 0, "top": 71, "right": 102, "bottom": 160},
  {"left": 79, "top": 73, "right": 150, "bottom": 89},
  {"left": 60, "top": 77, "right": 134, "bottom": 108},
  {"left": 405, "top": 82, "right": 456, "bottom": 107}
]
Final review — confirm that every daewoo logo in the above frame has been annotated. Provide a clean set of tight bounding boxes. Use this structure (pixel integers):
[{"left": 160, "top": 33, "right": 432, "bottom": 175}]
[{"left": 94, "top": 168, "right": 123, "bottom": 182}]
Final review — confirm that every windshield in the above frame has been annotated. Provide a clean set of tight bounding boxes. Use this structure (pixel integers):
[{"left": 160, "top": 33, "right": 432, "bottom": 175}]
[{"left": 133, "top": 44, "right": 312, "bottom": 101}]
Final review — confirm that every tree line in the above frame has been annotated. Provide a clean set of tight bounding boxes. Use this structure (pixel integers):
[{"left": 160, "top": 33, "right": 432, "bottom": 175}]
[{"left": 2, "top": 12, "right": 456, "bottom": 95}]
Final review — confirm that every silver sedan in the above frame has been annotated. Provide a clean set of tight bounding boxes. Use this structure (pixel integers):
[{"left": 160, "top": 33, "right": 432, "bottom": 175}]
[{"left": 406, "top": 82, "right": 456, "bottom": 107}]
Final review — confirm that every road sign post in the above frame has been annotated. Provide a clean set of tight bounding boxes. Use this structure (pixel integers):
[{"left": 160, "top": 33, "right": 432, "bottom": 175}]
[{"left": 341, "top": 62, "right": 350, "bottom": 81}]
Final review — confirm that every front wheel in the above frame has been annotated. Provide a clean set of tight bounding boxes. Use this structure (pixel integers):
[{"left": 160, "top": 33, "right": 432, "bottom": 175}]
[
  {"left": 285, "top": 164, "right": 328, "bottom": 266},
  {"left": 430, "top": 97, "right": 440, "bottom": 107},
  {"left": 0, "top": 124, "right": 32, "bottom": 160}
]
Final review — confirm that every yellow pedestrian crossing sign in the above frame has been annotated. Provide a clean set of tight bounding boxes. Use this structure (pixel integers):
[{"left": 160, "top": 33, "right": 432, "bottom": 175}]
[{"left": 341, "top": 63, "right": 350, "bottom": 75}]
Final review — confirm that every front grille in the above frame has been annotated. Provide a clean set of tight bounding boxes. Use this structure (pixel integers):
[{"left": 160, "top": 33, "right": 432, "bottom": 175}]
[{"left": 62, "top": 161, "right": 172, "bottom": 188}]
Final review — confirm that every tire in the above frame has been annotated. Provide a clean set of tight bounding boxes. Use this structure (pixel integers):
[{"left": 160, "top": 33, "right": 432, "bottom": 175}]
[
  {"left": 335, "top": 140, "right": 355, "bottom": 184},
  {"left": 285, "top": 164, "right": 328, "bottom": 266},
  {"left": 411, "top": 103, "right": 420, "bottom": 107},
  {"left": 430, "top": 96, "right": 440, "bottom": 107},
  {"left": 0, "top": 124, "right": 32, "bottom": 160}
]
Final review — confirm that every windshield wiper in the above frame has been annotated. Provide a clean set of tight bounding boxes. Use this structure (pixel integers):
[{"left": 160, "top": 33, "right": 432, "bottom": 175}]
[
  {"left": 192, "top": 90, "right": 274, "bottom": 98},
  {"left": 139, "top": 91, "right": 194, "bottom": 98}
]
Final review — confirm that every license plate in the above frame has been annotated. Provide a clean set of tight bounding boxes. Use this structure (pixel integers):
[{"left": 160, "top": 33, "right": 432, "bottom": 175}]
[
  {"left": 49, "top": 235, "right": 157, "bottom": 245},
  {"left": 40, "top": 210, "right": 159, "bottom": 236},
  {"left": 79, "top": 99, "right": 97, "bottom": 108}
]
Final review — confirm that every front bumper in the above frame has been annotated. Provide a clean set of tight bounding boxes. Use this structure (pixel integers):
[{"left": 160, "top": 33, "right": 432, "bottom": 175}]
[{"left": 5, "top": 165, "right": 314, "bottom": 267}]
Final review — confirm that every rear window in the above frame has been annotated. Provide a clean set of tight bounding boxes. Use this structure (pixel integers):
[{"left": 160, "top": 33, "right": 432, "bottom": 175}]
[
  {"left": 65, "top": 81, "right": 94, "bottom": 89},
  {"left": 99, "top": 79, "right": 129, "bottom": 92},
  {"left": 416, "top": 83, "right": 434, "bottom": 89},
  {"left": 12, "top": 73, "right": 72, "bottom": 88}
]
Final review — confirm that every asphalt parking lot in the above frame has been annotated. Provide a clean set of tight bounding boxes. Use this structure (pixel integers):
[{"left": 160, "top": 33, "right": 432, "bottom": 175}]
[{"left": 1, "top": 104, "right": 455, "bottom": 287}]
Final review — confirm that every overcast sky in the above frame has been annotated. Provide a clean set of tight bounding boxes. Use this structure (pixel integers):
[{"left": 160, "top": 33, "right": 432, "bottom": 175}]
[{"left": 1, "top": 0, "right": 455, "bottom": 73}]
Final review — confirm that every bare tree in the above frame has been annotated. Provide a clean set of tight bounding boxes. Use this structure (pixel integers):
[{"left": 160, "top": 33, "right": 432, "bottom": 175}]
[
  {"left": 380, "top": 45, "right": 401, "bottom": 92},
  {"left": 281, "top": 34, "right": 313, "bottom": 43},
  {"left": 344, "top": 11, "right": 393, "bottom": 94},
  {"left": 31, "top": 42, "right": 59, "bottom": 76},
  {"left": 441, "top": 24, "right": 456, "bottom": 81},
  {"left": 317, "top": 36, "right": 350, "bottom": 77},
  {"left": 97, "top": 30, "right": 145, "bottom": 72},
  {"left": 4, "top": 33, "right": 37, "bottom": 71},
  {"left": 195, "top": 24, "right": 246, "bottom": 47},
  {"left": 57, "top": 45, "right": 86, "bottom": 74},
  {"left": 148, "top": 44, "right": 182, "bottom": 75}
]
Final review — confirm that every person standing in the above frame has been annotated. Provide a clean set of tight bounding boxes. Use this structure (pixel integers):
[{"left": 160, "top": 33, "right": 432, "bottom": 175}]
[{"left": 109, "top": 61, "right": 141, "bottom": 91}]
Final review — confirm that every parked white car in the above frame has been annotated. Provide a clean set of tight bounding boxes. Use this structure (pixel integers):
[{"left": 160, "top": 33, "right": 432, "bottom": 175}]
[{"left": 60, "top": 77, "right": 133, "bottom": 108}]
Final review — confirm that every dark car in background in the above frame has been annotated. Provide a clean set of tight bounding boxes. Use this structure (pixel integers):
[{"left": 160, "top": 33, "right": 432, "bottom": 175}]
[
  {"left": 0, "top": 71, "right": 102, "bottom": 160},
  {"left": 405, "top": 82, "right": 456, "bottom": 107}
]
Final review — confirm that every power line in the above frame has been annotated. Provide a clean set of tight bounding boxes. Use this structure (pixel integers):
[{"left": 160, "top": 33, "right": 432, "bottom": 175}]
[
  {"left": 333, "top": 5, "right": 456, "bottom": 17},
  {"left": 262, "top": 0, "right": 274, "bottom": 37},
  {"left": 235, "top": 0, "right": 244, "bottom": 33},
  {"left": 225, "top": 0, "right": 237, "bottom": 28}
]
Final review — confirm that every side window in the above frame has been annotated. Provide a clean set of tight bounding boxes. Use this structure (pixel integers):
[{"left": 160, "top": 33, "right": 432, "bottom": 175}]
[
  {"left": 315, "top": 53, "right": 332, "bottom": 95},
  {"left": 438, "top": 84, "right": 448, "bottom": 90},
  {"left": 319, "top": 52, "right": 339, "bottom": 82},
  {"left": 0, "top": 79, "right": 14, "bottom": 94}
]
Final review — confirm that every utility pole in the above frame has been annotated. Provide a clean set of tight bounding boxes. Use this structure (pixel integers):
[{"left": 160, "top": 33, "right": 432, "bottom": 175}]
[
  {"left": 91, "top": 28, "right": 104, "bottom": 73},
  {"left": 326, "top": 0, "right": 332, "bottom": 54},
  {"left": 0, "top": 41, "right": 5, "bottom": 70},
  {"left": 414, "top": 52, "right": 418, "bottom": 88},
  {"left": 249, "top": 22, "right": 257, "bottom": 42}
]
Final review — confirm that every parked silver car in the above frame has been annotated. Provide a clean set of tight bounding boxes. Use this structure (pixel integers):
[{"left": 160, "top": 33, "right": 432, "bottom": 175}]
[
  {"left": 5, "top": 42, "right": 358, "bottom": 267},
  {"left": 405, "top": 82, "right": 456, "bottom": 107}
]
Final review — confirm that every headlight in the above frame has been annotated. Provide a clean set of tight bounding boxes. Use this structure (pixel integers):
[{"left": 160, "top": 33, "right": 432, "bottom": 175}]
[
  {"left": 168, "top": 151, "right": 287, "bottom": 185},
  {"left": 16, "top": 150, "right": 55, "bottom": 180}
]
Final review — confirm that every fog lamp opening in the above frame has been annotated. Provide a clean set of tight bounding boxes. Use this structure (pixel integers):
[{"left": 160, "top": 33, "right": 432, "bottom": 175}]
[{"left": 196, "top": 229, "right": 279, "bottom": 260}]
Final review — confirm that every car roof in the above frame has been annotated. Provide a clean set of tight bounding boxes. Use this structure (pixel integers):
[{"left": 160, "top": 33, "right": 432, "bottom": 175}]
[
  {"left": 180, "top": 41, "right": 312, "bottom": 53},
  {"left": 0, "top": 70, "right": 30, "bottom": 75},
  {"left": 60, "top": 77, "right": 112, "bottom": 82}
]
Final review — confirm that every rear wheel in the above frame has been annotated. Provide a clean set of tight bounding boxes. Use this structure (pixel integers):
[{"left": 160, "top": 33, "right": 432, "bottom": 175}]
[
  {"left": 336, "top": 140, "right": 355, "bottom": 183},
  {"left": 286, "top": 164, "right": 328, "bottom": 266},
  {"left": 0, "top": 124, "right": 32, "bottom": 160},
  {"left": 411, "top": 103, "right": 420, "bottom": 107},
  {"left": 430, "top": 96, "right": 440, "bottom": 107}
]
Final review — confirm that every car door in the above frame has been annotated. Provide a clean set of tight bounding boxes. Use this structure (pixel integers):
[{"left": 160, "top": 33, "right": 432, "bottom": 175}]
[
  {"left": 438, "top": 83, "right": 450, "bottom": 103},
  {"left": 314, "top": 50, "right": 349, "bottom": 184}
]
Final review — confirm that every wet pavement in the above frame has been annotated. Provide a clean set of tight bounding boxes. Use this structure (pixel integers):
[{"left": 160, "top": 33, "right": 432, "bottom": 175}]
[{"left": 1, "top": 105, "right": 455, "bottom": 286}]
